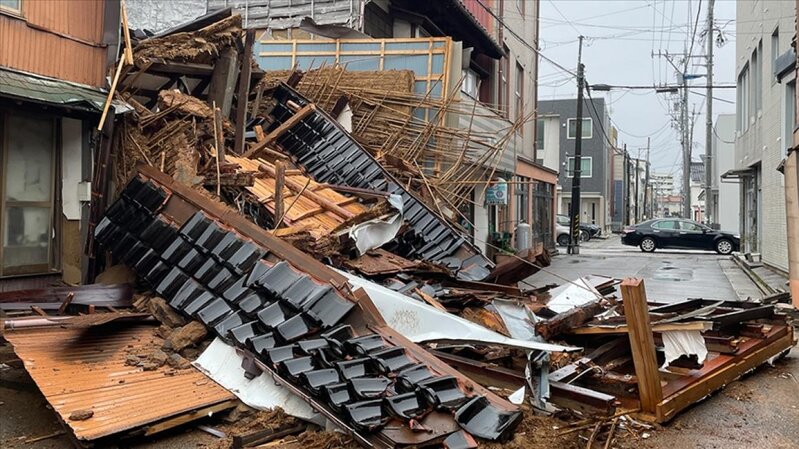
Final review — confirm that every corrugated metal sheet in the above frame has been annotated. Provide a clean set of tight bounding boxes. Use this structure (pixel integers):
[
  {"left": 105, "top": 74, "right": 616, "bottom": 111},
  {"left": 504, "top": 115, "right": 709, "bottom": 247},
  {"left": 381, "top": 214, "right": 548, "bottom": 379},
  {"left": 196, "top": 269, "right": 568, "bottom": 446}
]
[
  {"left": 206, "top": 0, "right": 361, "bottom": 30},
  {"left": 0, "top": 66, "right": 111, "bottom": 112},
  {"left": 0, "top": 1, "right": 108, "bottom": 87},
  {"left": 227, "top": 155, "right": 368, "bottom": 237},
  {"left": 3, "top": 324, "right": 235, "bottom": 441}
]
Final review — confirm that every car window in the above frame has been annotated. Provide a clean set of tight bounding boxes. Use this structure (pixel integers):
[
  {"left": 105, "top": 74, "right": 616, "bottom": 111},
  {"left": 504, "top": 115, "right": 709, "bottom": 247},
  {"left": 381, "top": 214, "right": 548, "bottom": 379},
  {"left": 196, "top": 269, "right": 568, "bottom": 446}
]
[
  {"left": 680, "top": 222, "right": 703, "bottom": 232},
  {"left": 652, "top": 220, "right": 677, "bottom": 230},
  {"left": 556, "top": 216, "right": 569, "bottom": 226}
]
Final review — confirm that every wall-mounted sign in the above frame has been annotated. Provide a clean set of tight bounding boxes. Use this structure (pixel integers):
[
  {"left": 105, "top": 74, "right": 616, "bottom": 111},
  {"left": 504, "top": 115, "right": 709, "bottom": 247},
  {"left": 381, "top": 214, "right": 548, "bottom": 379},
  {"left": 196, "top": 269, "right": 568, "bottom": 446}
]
[{"left": 485, "top": 178, "right": 508, "bottom": 205}]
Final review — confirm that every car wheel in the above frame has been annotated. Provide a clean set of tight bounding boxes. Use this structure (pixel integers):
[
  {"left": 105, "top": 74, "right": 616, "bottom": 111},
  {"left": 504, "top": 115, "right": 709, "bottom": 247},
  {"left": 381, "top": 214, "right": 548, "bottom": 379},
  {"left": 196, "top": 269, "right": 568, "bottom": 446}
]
[
  {"left": 580, "top": 230, "right": 590, "bottom": 242},
  {"left": 557, "top": 234, "right": 570, "bottom": 247},
  {"left": 715, "top": 238, "right": 734, "bottom": 255},
  {"left": 640, "top": 237, "right": 656, "bottom": 252}
]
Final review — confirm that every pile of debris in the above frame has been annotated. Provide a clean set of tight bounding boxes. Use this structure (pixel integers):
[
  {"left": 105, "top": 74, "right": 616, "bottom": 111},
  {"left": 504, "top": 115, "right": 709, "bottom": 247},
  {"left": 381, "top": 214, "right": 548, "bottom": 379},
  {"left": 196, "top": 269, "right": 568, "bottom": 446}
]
[{"left": 1, "top": 8, "right": 795, "bottom": 449}]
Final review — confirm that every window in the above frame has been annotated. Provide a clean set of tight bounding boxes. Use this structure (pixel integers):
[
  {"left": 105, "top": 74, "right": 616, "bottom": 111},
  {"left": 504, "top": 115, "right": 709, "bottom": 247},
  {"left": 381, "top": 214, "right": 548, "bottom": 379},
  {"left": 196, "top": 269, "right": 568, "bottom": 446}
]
[
  {"left": 498, "top": 48, "right": 510, "bottom": 117},
  {"left": 535, "top": 119, "right": 545, "bottom": 155},
  {"left": 363, "top": 2, "right": 393, "bottom": 38},
  {"left": 786, "top": 81, "right": 796, "bottom": 151},
  {"left": 0, "top": 0, "right": 20, "bottom": 12},
  {"left": 652, "top": 220, "right": 677, "bottom": 230},
  {"left": 737, "top": 63, "right": 750, "bottom": 132},
  {"left": 679, "top": 221, "right": 704, "bottom": 232},
  {"left": 514, "top": 176, "right": 529, "bottom": 223},
  {"left": 567, "top": 118, "right": 593, "bottom": 139},
  {"left": 771, "top": 27, "right": 779, "bottom": 82},
  {"left": 462, "top": 68, "right": 481, "bottom": 99},
  {"left": 566, "top": 157, "right": 592, "bottom": 178},
  {"left": 515, "top": 61, "right": 524, "bottom": 130},
  {"left": 1, "top": 113, "right": 57, "bottom": 277},
  {"left": 753, "top": 40, "right": 762, "bottom": 113}
]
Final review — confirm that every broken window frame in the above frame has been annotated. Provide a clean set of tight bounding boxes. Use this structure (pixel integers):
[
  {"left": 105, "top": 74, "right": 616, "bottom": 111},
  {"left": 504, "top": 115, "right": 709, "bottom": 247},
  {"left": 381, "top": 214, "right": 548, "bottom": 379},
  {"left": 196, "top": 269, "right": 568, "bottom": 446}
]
[{"left": 0, "top": 111, "right": 60, "bottom": 278}]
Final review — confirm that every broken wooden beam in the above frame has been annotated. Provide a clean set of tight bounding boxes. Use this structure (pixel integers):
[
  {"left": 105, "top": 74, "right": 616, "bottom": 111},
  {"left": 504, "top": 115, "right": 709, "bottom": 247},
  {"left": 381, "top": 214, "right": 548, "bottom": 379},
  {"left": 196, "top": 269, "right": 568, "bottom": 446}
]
[
  {"left": 273, "top": 160, "right": 286, "bottom": 229},
  {"left": 620, "top": 278, "right": 662, "bottom": 415},
  {"left": 234, "top": 29, "right": 255, "bottom": 155},
  {"left": 257, "top": 162, "right": 355, "bottom": 220},
  {"left": 242, "top": 104, "right": 315, "bottom": 158},
  {"left": 208, "top": 47, "right": 238, "bottom": 117},
  {"left": 534, "top": 299, "right": 606, "bottom": 340}
]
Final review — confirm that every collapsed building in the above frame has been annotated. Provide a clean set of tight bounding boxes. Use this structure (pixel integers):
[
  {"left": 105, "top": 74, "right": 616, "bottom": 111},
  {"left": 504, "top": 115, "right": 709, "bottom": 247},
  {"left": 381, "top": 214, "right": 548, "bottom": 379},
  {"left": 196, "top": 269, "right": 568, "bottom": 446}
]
[{"left": 0, "top": 8, "right": 796, "bottom": 449}]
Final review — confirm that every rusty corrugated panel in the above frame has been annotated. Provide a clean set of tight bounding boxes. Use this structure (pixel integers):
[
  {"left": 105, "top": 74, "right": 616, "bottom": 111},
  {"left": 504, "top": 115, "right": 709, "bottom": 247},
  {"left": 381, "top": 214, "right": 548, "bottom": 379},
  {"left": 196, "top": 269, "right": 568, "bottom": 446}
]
[
  {"left": 227, "top": 155, "right": 368, "bottom": 238},
  {"left": 3, "top": 324, "right": 235, "bottom": 441},
  {"left": 0, "top": 0, "right": 107, "bottom": 87}
]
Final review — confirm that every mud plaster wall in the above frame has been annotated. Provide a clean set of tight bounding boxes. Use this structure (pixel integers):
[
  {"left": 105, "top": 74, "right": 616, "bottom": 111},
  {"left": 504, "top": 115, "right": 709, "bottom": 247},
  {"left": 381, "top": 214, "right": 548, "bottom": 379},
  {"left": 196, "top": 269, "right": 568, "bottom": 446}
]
[{"left": 61, "top": 218, "right": 81, "bottom": 284}]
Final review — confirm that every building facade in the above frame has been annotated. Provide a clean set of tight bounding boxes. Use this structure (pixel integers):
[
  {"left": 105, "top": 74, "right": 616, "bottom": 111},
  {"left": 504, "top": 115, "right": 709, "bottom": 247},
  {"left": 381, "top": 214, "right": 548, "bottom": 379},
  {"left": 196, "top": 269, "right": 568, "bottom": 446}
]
[
  {"left": 0, "top": 0, "right": 119, "bottom": 287},
  {"left": 711, "top": 114, "right": 741, "bottom": 233},
  {"left": 689, "top": 160, "right": 705, "bottom": 222},
  {"left": 537, "top": 97, "right": 613, "bottom": 232},
  {"left": 731, "top": 0, "right": 793, "bottom": 272}
]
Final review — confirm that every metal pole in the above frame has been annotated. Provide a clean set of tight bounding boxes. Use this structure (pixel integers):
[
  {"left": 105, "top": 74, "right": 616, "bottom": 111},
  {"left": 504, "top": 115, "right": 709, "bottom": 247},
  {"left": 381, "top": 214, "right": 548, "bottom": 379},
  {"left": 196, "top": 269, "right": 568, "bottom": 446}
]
[
  {"left": 568, "top": 36, "right": 585, "bottom": 255},
  {"left": 635, "top": 154, "right": 640, "bottom": 222},
  {"left": 645, "top": 136, "right": 651, "bottom": 219},
  {"left": 682, "top": 75, "right": 691, "bottom": 218},
  {"left": 704, "top": 0, "right": 715, "bottom": 225}
]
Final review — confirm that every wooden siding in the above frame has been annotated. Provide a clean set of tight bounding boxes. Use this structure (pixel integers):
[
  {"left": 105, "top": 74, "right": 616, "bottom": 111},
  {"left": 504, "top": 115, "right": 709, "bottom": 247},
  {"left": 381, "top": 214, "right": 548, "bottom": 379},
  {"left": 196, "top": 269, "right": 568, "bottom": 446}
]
[{"left": 0, "top": 1, "right": 108, "bottom": 87}]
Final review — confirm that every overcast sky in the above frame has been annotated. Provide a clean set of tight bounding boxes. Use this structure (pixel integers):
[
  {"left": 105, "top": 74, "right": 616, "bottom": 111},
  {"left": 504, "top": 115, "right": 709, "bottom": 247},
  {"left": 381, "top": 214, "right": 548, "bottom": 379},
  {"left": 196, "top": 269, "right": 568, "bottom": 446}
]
[{"left": 536, "top": 0, "right": 739, "bottom": 183}]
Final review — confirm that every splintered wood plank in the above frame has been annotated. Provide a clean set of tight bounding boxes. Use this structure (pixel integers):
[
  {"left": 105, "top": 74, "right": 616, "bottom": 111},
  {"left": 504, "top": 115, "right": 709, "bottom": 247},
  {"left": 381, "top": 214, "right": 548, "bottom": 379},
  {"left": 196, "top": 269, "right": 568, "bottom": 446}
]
[{"left": 620, "top": 278, "right": 663, "bottom": 415}]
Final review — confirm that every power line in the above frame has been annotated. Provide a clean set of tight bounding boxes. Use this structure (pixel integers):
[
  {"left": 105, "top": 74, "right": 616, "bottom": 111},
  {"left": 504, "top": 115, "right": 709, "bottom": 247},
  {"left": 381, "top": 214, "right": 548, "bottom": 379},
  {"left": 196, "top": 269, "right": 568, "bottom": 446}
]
[{"left": 473, "top": 0, "right": 577, "bottom": 78}]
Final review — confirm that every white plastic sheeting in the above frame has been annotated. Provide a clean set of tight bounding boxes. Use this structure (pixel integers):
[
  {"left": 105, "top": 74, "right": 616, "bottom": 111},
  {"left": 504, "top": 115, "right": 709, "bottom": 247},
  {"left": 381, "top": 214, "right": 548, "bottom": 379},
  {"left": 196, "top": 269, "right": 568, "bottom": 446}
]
[
  {"left": 545, "top": 278, "right": 600, "bottom": 314},
  {"left": 340, "top": 270, "right": 579, "bottom": 353},
  {"left": 661, "top": 330, "right": 708, "bottom": 368},
  {"left": 193, "top": 338, "right": 326, "bottom": 425},
  {"left": 349, "top": 194, "right": 404, "bottom": 255}
]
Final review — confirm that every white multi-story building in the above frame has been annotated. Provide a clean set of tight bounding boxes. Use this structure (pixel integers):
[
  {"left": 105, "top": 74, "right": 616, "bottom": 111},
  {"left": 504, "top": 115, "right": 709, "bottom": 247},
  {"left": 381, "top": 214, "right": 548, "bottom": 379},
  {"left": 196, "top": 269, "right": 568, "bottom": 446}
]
[
  {"left": 729, "top": 0, "right": 794, "bottom": 271},
  {"left": 711, "top": 114, "right": 740, "bottom": 234}
]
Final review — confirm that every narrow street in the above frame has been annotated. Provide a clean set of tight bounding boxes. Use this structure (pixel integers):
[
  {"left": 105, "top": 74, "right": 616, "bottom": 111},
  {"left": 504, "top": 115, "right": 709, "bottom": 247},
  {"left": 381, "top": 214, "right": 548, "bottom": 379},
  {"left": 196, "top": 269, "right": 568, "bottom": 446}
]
[
  {"left": 525, "top": 235, "right": 758, "bottom": 302},
  {"left": 527, "top": 234, "right": 799, "bottom": 449}
]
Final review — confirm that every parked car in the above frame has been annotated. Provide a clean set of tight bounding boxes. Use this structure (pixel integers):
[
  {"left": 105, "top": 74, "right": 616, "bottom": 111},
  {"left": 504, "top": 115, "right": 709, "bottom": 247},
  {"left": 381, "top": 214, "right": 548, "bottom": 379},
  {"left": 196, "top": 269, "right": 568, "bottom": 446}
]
[
  {"left": 556, "top": 222, "right": 571, "bottom": 247},
  {"left": 556, "top": 215, "right": 596, "bottom": 241},
  {"left": 621, "top": 218, "right": 740, "bottom": 254}
]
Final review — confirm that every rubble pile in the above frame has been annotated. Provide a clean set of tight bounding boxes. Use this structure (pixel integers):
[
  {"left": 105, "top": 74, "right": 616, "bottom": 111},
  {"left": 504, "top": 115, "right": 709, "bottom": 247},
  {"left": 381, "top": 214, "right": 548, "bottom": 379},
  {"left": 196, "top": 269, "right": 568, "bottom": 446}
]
[{"left": 0, "top": 9, "right": 795, "bottom": 449}]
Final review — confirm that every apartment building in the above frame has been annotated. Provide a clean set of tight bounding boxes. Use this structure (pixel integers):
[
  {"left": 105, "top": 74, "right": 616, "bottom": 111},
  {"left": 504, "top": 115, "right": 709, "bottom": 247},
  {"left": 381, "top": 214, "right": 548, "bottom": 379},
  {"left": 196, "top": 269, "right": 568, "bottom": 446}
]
[
  {"left": 537, "top": 97, "right": 614, "bottom": 232},
  {"left": 728, "top": 0, "right": 794, "bottom": 272},
  {"left": 711, "top": 114, "right": 740, "bottom": 233}
]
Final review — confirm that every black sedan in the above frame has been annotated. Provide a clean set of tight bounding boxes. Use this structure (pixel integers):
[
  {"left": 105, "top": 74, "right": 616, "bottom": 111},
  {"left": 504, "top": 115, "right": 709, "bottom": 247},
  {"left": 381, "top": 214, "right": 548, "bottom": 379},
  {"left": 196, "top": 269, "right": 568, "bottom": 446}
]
[{"left": 621, "top": 219, "right": 740, "bottom": 254}]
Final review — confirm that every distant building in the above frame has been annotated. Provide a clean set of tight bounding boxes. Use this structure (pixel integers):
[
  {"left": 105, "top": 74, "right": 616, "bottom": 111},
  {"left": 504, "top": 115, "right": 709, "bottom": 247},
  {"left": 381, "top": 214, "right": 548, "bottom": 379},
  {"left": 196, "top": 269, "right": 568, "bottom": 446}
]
[
  {"left": 537, "top": 98, "right": 614, "bottom": 232},
  {"left": 728, "top": 0, "right": 793, "bottom": 271},
  {"left": 657, "top": 195, "right": 683, "bottom": 218},
  {"left": 689, "top": 160, "right": 705, "bottom": 222},
  {"left": 711, "top": 114, "right": 740, "bottom": 233}
]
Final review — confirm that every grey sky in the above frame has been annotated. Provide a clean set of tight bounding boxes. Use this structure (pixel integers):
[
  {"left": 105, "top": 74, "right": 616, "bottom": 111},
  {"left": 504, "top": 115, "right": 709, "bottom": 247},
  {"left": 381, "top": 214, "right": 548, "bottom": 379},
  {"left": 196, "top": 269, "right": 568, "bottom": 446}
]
[{"left": 536, "top": 0, "right": 738, "bottom": 184}]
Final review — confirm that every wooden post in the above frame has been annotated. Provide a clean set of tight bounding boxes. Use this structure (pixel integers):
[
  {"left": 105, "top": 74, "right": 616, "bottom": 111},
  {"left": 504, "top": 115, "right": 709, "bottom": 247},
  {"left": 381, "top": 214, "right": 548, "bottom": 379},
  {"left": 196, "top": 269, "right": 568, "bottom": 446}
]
[
  {"left": 783, "top": 149, "right": 799, "bottom": 308},
  {"left": 234, "top": 29, "right": 255, "bottom": 155},
  {"left": 620, "top": 278, "right": 662, "bottom": 414},
  {"left": 273, "top": 161, "right": 286, "bottom": 229},
  {"left": 208, "top": 47, "right": 238, "bottom": 117}
]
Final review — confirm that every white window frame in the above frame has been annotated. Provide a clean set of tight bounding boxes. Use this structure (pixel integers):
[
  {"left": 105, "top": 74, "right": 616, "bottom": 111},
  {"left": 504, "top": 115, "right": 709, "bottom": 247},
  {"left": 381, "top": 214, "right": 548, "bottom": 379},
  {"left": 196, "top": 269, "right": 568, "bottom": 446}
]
[
  {"left": 0, "top": 0, "right": 21, "bottom": 15},
  {"left": 567, "top": 118, "right": 593, "bottom": 139},
  {"left": 566, "top": 156, "right": 592, "bottom": 178}
]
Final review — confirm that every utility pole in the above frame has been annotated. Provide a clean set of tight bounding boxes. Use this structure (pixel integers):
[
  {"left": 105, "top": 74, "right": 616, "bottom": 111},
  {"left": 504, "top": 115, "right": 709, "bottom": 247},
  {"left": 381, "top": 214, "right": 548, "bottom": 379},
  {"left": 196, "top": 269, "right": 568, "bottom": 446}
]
[
  {"left": 681, "top": 73, "right": 691, "bottom": 219},
  {"left": 644, "top": 136, "right": 651, "bottom": 219},
  {"left": 623, "top": 144, "right": 629, "bottom": 225},
  {"left": 568, "top": 35, "right": 585, "bottom": 255},
  {"left": 704, "top": 0, "right": 715, "bottom": 226},
  {"left": 635, "top": 152, "right": 641, "bottom": 222}
]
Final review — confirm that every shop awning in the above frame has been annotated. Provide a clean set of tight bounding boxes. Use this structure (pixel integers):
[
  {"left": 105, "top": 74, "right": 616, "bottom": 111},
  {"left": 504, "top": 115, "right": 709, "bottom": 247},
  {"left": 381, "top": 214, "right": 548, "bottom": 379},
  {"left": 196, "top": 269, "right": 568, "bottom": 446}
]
[{"left": 0, "top": 66, "right": 129, "bottom": 114}]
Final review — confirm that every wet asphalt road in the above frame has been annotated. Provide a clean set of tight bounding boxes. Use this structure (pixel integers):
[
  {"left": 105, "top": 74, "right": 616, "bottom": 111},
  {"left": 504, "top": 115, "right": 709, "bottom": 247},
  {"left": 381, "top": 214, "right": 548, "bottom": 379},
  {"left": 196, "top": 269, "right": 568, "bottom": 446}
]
[{"left": 525, "top": 234, "right": 758, "bottom": 303}]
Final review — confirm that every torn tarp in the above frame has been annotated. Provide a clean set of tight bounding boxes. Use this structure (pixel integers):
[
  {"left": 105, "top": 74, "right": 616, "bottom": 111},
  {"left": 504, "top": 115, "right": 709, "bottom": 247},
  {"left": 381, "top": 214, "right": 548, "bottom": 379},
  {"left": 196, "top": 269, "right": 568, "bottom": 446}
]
[
  {"left": 661, "top": 330, "right": 708, "bottom": 368},
  {"left": 349, "top": 194, "right": 403, "bottom": 255},
  {"left": 340, "top": 269, "right": 579, "bottom": 353},
  {"left": 194, "top": 338, "right": 326, "bottom": 425}
]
